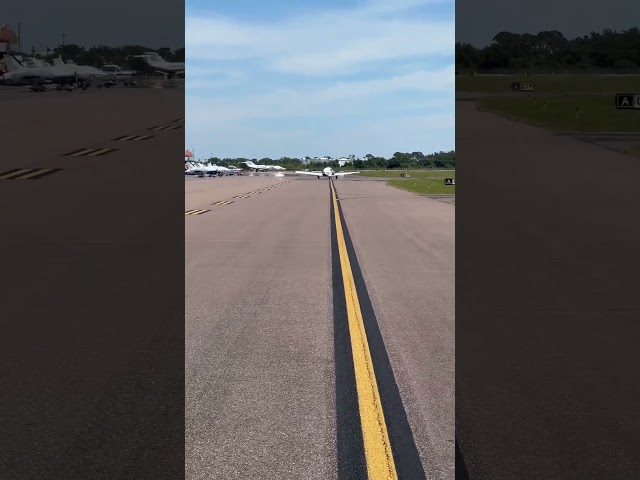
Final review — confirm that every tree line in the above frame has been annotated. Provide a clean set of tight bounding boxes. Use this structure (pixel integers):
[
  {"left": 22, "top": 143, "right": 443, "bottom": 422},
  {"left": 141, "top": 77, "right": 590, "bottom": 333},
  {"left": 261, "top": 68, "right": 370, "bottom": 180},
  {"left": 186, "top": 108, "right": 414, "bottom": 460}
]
[
  {"left": 456, "top": 28, "right": 640, "bottom": 73},
  {"left": 31, "top": 44, "right": 184, "bottom": 72},
  {"left": 203, "top": 150, "right": 455, "bottom": 170}
]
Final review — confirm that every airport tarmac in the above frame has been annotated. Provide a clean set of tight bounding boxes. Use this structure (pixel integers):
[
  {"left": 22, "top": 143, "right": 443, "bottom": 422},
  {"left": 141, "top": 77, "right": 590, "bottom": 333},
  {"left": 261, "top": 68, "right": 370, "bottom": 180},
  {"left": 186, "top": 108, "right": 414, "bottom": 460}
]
[
  {"left": 1, "top": 87, "right": 184, "bottom": 479},
  {"left": 185, "top": 175, "right": 454, "bottom": 479},
  {"left": 456, "top": 100, "right": 640, "bottom": 479}
]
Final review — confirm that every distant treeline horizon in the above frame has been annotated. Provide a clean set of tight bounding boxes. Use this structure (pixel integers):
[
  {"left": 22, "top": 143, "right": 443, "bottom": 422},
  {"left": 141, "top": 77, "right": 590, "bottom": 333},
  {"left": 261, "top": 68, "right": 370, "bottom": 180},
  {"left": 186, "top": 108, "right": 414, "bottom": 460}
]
[
  {"left": 200, "top": 150, "right": 455, "bottom": 170},
  {"left": 456, "top": 28, "right": 640, "bottom": 73}
]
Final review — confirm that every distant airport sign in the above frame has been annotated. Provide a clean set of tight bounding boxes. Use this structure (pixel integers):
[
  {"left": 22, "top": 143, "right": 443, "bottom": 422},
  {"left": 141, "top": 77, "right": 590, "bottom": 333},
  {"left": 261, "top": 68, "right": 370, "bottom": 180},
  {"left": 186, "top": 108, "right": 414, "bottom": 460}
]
[
  {"left": 511, "top": 82, "right": 534, "bottom": 92},
  {"left": 615, "top": 93, "right": 640, "bottom": 109},
  {"left": 444, "top": 178, "right": 455, "bottom": 185}
]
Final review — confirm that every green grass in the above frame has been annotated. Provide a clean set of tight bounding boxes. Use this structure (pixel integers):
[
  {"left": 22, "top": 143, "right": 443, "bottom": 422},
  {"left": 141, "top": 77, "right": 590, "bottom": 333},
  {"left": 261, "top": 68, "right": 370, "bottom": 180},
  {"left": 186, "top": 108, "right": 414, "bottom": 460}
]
[
  {"left": 457, "top": 74, "right": 640, "bottom": 93},
  {"left": 387, "top": 178, "right": 456, "bottom": 195},
  {"left": 478, "top": 95, "right": 640, "bottom": 132},
  {"left": 628, "top": 147, "right": 640, "bottom": 157},
  {"left": 357, "top": 169, "right": 454, "bottom": 179},
  {"left": 359, "top": 170, "right": 457, "bottom": 195}
]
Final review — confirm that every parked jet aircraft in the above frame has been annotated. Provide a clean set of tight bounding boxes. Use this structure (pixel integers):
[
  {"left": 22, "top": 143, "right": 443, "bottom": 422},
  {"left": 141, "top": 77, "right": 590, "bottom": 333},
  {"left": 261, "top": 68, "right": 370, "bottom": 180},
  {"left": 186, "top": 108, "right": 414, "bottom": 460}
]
[
  {"left": 227, "top": 166, "right": 244, "bottom": 175},
  {"left": 295, "top": 167, "right": 359, "bottom": 179},
  {"left": 51, "top": 57, "right": 111, "bottom": 84},
  {"left": 0, "top": 54, "right": 109, "bottom": 88},
  {"left": 100, "top": 64, "right": 138, "bottom": 77},
  {"left": 185, "top": 161, "right": 224, "bottom": 177},
  {"left": 0, "top": 55, "right": 57, "bottom": 85},
  {"left": 133, "top": 52, "right": 184, "bottom": 78}
]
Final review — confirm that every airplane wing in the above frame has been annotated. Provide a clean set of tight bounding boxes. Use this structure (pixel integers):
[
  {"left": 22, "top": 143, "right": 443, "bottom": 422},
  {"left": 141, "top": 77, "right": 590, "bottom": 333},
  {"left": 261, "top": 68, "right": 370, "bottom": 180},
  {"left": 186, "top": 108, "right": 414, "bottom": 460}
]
[
  {"left": 295, "top": 171, "right": 323, "bottom": 176},
  {"left": 334, "top": 172, "right": 359, "bottom": 176}
]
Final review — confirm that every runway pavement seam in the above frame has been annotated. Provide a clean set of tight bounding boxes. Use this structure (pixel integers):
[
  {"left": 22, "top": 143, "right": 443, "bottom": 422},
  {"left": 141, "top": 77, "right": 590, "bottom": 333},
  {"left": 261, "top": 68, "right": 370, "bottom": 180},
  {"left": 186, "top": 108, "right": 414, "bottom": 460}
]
[
  {"left": 0, "top": 168, "right": 63, "bottom": 180},
  {"left": 330, "top": 187, "right": 368, "bottom": 480},
  {"left": 331, "top": 180, "right": 427, "bottom": 480},
  {"left": 455, "top": 438, "right": 470, "bottom": 480}
]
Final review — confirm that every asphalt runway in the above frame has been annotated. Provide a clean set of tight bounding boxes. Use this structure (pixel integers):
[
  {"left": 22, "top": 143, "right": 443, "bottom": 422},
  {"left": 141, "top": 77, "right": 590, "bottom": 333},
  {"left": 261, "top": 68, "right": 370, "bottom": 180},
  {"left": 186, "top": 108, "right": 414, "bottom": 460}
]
[
  {"left": 185, "top": 176, "right": 454, "bottom": 479},
  {"left": 456, "top": 100, "right": 640, "bottom": 479},
  {"left": 335, "top": 180, "right": 455, "bottom": 480},
  {"left": 184, "top": 174, "right": 296, "bottom": 212},
  {"left": 0, "top": 86, "right": 184, "bottom": 165},
  {"left": 1, "top": 87, "right": 184, "bottom": 479}
]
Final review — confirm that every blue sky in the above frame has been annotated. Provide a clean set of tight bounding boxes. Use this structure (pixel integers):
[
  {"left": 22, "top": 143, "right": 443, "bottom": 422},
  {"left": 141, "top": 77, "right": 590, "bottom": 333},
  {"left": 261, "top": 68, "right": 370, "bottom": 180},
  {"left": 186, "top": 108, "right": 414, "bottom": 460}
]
[{"left": 185, "top": 0, "right": 454, "bottom": 160}]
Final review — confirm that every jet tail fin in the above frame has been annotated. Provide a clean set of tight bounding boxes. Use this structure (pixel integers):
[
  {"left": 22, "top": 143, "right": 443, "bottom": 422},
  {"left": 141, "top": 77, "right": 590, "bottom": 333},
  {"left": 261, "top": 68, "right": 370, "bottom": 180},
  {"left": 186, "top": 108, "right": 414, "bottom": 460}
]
[{"left": 3, "top": 55, "right": 23, "bottom": 71}]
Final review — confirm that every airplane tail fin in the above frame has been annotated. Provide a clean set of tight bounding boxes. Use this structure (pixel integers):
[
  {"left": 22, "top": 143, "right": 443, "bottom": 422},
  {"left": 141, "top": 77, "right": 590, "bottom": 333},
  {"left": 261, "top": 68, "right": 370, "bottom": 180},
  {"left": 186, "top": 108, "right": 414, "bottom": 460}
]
[{"left": 3, "top": 54, "right": 23, "bottom": 72}]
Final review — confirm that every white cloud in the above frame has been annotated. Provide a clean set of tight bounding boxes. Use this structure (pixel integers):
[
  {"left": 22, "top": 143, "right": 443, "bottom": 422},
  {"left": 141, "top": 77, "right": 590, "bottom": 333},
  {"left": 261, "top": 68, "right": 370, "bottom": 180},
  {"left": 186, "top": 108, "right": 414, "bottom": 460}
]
[
  {"left": 186, "top": 1, "right": 454, "bottom": 76},
  {"left": 186, "top": 112, "right": 453, "bottom": 159},
  {"left": 186, "top": 65, "right": 454, "bottom": 124},
  {"left": 361, "top": 0, "right": 450, "bottom": 14},
  {"left": 185, "top": 0, "right": 455, "bottom": 158},
  {"left": 185, "top": 67, "right": 246, "bottom": 90}
]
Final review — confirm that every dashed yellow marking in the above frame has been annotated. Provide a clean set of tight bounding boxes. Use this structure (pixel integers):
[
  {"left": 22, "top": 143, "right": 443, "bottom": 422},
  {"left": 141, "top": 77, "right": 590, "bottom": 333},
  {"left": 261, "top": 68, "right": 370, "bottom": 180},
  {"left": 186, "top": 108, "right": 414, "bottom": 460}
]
[
  {"left": 331, "top": 180, "right": 398, "bottom": 480},
  {"left": 62, "top": 147, "right": 119, "bottom": 157},
  {"left": 87, "top": 148, "right": 115, "bottom": 156},
  {"left": 0, "top": 168, "right": 62, "bottom": 180},
  {"left": 18, "top": 168, "right": 59, "bottom": 179},
  {"left": 0, "top": 168, "right": 32, "bottom": 179},
  {"left": 185, "top": 209, "right": 209, "bottom": 215}
]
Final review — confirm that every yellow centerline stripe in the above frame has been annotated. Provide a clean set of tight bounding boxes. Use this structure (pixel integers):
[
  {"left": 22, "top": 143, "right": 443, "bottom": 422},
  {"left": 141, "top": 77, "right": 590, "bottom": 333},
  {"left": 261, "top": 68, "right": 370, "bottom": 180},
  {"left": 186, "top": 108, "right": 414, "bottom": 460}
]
[{"left": 331, "top": 181, "right": 398, "bottom": 480}]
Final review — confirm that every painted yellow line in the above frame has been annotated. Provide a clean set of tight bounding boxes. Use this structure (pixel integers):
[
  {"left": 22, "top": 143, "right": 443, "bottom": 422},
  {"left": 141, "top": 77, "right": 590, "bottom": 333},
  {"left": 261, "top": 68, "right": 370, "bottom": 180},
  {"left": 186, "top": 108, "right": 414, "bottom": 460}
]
[
  {"left": 70, "top": 148, "right": 96, "bottom": 156},
  {"left": 87, "top": 148, "right": 112, "bottom": 156},
  {"left": 330, "top": 181, "right": 398, "bottom": 480},
  {"left": 0, "top": 169, "right": 31, "bottom": 179},
  {"left": 18, "top": 168, "right": 55, "bottom": 179}
]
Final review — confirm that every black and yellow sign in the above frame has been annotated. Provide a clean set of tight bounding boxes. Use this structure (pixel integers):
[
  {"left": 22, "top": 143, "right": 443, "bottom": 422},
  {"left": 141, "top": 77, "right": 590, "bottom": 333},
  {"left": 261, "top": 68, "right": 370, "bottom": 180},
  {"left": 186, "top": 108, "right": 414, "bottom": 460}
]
[
  {"left": 615, "top": 94, "right": 640, "bottom": 109},
  {"left": 511, "top": 82, "right": 534, "bottom": 92}
]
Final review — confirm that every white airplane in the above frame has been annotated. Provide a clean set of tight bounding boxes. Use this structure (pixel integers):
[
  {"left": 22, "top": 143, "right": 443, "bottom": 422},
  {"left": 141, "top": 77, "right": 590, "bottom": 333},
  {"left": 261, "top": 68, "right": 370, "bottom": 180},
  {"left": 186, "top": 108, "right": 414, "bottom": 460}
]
[
  {"left": 185, "top": 161, "right": 223, "bottom": 177},
  {"left": 0, "top": 55, "right": 58, "bottom": 85},
  {"left": 0, "top": 54, "right": 107, "bottom": 88},
  {"left": 133, "top": 52, "right": 184, "bottom": 78},
  {"left": 227, "top": 166, "right": 243, "bottom": 175},
  {"left": 51, "top": 57, "right": 111, "bottom": 85},
  {"left": 100, "top": 64, "right": 138, "bottom": 77},
  {"left": 295, "top": 167, "right": 359, "bottom": 179},
  {"left": 241, "top": 160, "right": 285, "bottom": 172},
  {"left": 210, "top": 164, "right": 234, "bottom": 175}
]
